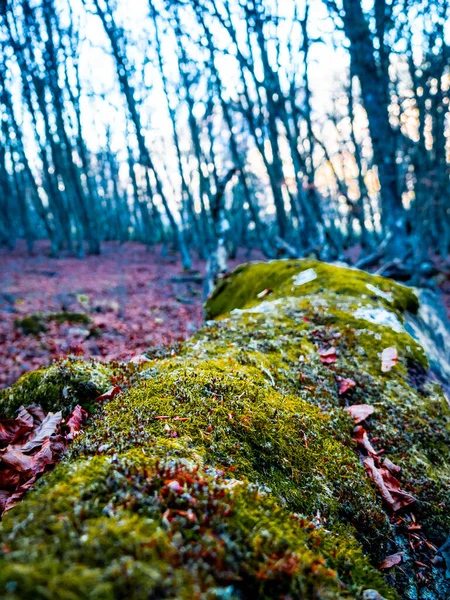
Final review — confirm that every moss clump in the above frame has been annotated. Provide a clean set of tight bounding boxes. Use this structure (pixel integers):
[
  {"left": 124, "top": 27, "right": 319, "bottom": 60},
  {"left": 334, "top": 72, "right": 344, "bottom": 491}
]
[
  {"left": 205, "top": 259, "right": 419, "bottom": 319},
  {"left": 14, "top": 312, "right": 91, "bottom": 335},
  {"left": 0, "top": 444, "right": 393, "bottom": 600},
  {"left": 0, "top": 358, "right": 113, "bottom": 417},
  {"left": 0, "top": 260, "right": 449, "bottom": 599},
  {"left": 48, "top": 312, "right": 91, "bottom": 325},
  {"left": 14, "top": 314, "right": 47, "bottom": 335}
]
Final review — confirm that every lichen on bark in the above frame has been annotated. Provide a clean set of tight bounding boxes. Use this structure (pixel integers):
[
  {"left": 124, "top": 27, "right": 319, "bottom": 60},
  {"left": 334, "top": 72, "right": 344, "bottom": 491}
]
[{"left": 0, "top": 260, "right": 448, "bottom": 600}]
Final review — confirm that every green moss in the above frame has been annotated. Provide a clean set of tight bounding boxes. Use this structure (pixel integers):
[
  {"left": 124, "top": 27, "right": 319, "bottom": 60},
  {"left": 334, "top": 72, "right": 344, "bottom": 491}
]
[
  {"left": 48, "top": 312, "right": 91, "bottom": 325},
  {"left": 205, "top": 260, "right": 419, "bottom": 319},
  {"left": 0, "top": 358, "right": 113, "bottom": 417},
  {"left": 14, "top": 312, "right": 91, "bottom": 335},
  {"left": 0, "top": 260, "right": 448, "bottom": 599},
  {"left": 14, "top": 314, "right": 47, "bottom": 335},
  {"left": 0, "top": 444, "right": 394, "bottom": 600}
]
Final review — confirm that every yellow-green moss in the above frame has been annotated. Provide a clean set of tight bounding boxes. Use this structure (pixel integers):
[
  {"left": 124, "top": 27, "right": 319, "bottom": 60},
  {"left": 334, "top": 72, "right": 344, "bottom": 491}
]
[
  {"left": 1, "top": 260, "right": 449, "bottom": 599},
  {"left": 205, "top": 260, "right": 419, "bottom": 319},
  {"left": 0, "top": 358, "right": 113, "bottom": 417},
  {"left": 0, "top": 444, "right": 393, "bottom": 600}
]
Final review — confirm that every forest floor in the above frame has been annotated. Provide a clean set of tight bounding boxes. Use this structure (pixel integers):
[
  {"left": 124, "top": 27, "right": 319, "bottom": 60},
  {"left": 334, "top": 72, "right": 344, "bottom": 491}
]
[
  {"left": 0, "top": 242, "right": 259, "bottom": 389},
  {"left": 1, "top": 241, "right": 449, "bottom": 390}
]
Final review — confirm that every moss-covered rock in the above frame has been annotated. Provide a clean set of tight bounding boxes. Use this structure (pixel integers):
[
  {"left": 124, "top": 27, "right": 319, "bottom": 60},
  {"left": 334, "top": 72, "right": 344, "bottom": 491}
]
[
  {"left": 0, "top": 260, "right": 449, "bottom": 600},
  {"left": 0, "top": 358, "right": 113, "bottom": 417}
]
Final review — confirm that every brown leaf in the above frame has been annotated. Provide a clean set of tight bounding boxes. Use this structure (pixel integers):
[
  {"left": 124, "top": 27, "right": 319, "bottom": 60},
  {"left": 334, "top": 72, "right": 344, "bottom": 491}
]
[
  {"left": 2, "top": 477, "right": 37, "bottom": 515},
  {"left": 96, "top": 386, "right": 122, "bottom": 402},
  {"left": 379, "top": 552, "right": 403, "bottom": 570},
  {"left": 17, "top": 412, "right": 63, "bottom": 452},
  {"left": 318, "top": 347, "right": 337, "bottom": 364},
  {"left": 381, "top": 347, "right": 398, "bottom": 372},
  {"left": 0, "top": 447, "right": 35, "bottom": 473},
  {"left": 354, "top": 425, "right": 378, "bottom": 456},
  {"left": 364, "top": 456, "right": 415, "bottom": 511},
  {"left": 0, "top": 469, "right": 21, "bottom": 490},
  {"left": 344, "top": 404, "right": 374, "bottom": 423},
  {"left": 0, "top": 407, "right": 34, "bottom": 448},
  {"left": 383, "top": 457, "right": 401, "bottom": 475},
  {"left": 66, "top": 405, "right": 87, "bottom": 439},
  {"left": 337, "top": 377, "right": 356, "bottom": 395}
]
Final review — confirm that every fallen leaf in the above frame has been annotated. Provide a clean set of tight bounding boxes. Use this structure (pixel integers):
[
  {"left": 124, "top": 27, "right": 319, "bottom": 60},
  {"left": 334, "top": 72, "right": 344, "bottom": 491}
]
[
  {"left": 17, "top": 412, "right": 63, "bottom": 452},
  {"left": 95, "top": 386, "right": 122, "bottom": 402},
  {"left": 354, "top": 425, "right": 378, "bottom": 456},
  {"left": 0, "top": 402, "right": 89, "bottom": 516},
  {"left": 364, "top": 456, "right": 415, "bottom": 511},
  {"left": 337, "top": 377, "right": 356, "bottom": 395},
  {"left": 381, "top": 347, "right": 398, "bottom": 372},
  {"left": 383, "top": 457, "right": 401, "bottom": 475},
  {"left": 345, "top": 404, "right": 374, "bottom": 423},
  {"left": 66, "top": 406, "right": 88, "bottom": 439},
  {"left": 318, "top": 347, "right": 337, "bottom": 364},
  {"left": 379, "top": 552, "right": 403, "bottom": 569},
  {"left": 257, "top": 288, "right": 273, "bottom": 299}
]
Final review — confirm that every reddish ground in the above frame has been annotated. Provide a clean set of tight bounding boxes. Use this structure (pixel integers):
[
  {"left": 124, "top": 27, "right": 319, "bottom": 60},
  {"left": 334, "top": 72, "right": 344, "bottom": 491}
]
[{"left": 0, "top": 242, "right": 257, "bottom": 389}]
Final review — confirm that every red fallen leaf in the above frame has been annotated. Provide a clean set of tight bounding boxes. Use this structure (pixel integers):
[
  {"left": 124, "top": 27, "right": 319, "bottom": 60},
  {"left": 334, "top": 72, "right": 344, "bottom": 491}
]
[
  {"left": 0, "top": 447, "right": 35, "bottom": 473},
  {"left": 2, "top": 476, "right": 37, "bottom": 515},
  {"left": 383, "top": 457, "right": 401, "bottom": 475},
  {"left": 353, "top": 425, "right": 378, "bottom": 456},
  {"left": 26, "top": 405, "right": 47, "bottom": 423},
  {"left": 363, "top": 456, "right": 415, "bottom": 511},
  {"left": 0, "top": 469, "right": 21, "bottom": 490},
  {"left": 318, "top": 347, "right": 337, "bottom": 364},
  {"left": 17, "top": 411, "right": 63, "bottom": 452},
  {"left": 0, "top": 407, "right": 34, "bottom": 448},
  {"left": 379, "top": 552, "right": 403, "bottom": 570},
  {"left": 95, "top": 386, "right": 122, "bottom": 402},
  {"left": 344, "top": 404, "right": 374, "bottom": 423},
  {"left": 257, "top": 288, "right": 273, "bottom": 299},
  {"left": 337, "top": 377, "right": 356, "bottom": 395},
  {"left": 381, "top": 347, "right": 398, "bottom": 372},
  {"left": 66, "top": 406, "right": 88, "bottom": 440}
]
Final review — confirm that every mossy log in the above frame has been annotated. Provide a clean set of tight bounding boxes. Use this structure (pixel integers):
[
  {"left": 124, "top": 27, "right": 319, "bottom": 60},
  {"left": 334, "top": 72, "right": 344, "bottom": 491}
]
[{"left": 0, "top": 260, "right": 449, "bottom": 600}]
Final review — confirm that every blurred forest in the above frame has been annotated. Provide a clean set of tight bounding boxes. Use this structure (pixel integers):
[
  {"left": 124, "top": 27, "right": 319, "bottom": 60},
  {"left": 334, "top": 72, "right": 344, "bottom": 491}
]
[{"left": 0, "top": 0, "right": 449, "bottom": 274}]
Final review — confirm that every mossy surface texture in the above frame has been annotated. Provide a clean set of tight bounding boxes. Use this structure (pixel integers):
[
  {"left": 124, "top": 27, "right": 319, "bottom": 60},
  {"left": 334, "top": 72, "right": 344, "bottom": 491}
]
[{"left": 1, "top": 259, "right": 449, "bottom": 600}]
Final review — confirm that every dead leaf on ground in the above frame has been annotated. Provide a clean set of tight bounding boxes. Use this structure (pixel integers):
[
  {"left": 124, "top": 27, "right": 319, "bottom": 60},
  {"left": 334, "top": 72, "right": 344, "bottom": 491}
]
[
  {"left": 95, "top": 386, "right": 122, "bottom": 402},
  {"left": 379, "top": 552, "right": 403, "bottom": 569},
  {"left": 383, "top": 457, "right": 401, "bottom": 475},
  {"left": 337, "top": 377, "right": 356, "bottom": 395},
  {"left": 318, "top": 346, "right": 337, "bottom": 364},
  {"left": 353, "top": 425, "right": 378, "bottom": 456},
  {"left": 0, "top": 404, "right": 89, "bottom": 516},
  {"left": 344, "top": 404, "right": 374, "bottom": 423},
  {"left": 364, "top": 456, "right": 415, "bottom": 511},
  {"left": 381, "top": 347, "right": 398, "bottom": 372}
]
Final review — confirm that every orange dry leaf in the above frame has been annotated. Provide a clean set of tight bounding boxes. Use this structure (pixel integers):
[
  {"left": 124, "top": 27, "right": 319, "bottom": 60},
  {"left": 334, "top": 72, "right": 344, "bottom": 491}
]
[
  {"left": 379, "top": 552, "right": 403, "bottom": 569},
  {"left": 344, "top": 404, "right": 374, "bottom": 423},
  {"left": 353, "top": 425, "right": 378, "bottom": 456},
  {"left": 363, "top": 456, "right": 415, "bottom": 512}
]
